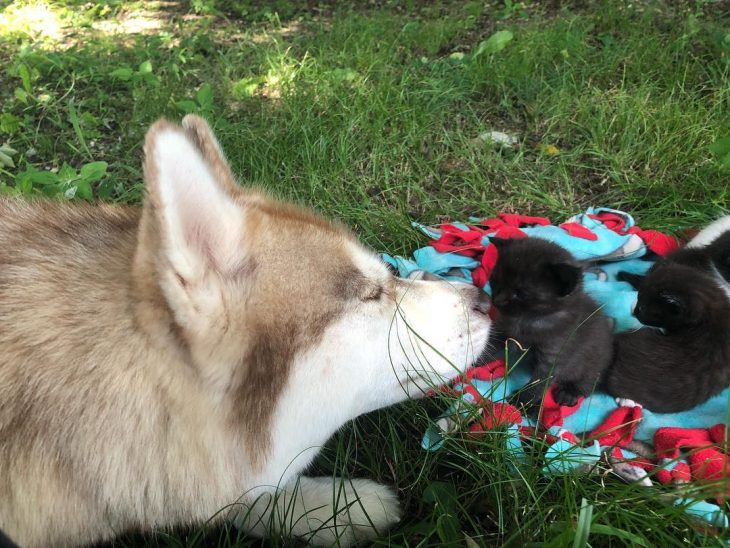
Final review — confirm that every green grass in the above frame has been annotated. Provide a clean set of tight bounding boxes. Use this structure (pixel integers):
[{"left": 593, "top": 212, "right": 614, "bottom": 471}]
[{"left": 1, "top": 0, "right": 730, "bottom": 545}]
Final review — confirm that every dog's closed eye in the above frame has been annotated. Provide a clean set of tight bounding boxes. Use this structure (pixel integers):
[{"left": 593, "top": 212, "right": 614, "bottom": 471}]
[{"left": 362, "top": 285, "right": 384, "bottom": 301}]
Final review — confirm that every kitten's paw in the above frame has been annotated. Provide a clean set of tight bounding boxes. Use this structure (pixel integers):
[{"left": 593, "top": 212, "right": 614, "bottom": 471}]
[
  {"left": 510, "top": 390, "right": 537, "bottom": 410},
  {"left": 509, "top": 396, "right": 539, "bottom": 416},
  {"left": 615, "top": 397, "right": 642, "bottom": 408},
  {"left": 511, "top": 391, "right": 542, "bottom": 420},
  {"left": 616, "top": 271, "right": 645, "bottom": 290},
  {"left": 553, "top": 383, "right": 583, "bottom": 407}
]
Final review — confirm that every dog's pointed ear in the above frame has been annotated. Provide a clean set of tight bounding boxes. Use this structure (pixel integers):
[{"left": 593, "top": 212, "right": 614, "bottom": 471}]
[
  {"left": 141, "top": 117, "right": 247, "bottom": 281},
  {"left": 548, "top": 262, "right": 582, "bottom": 296},
  {"left": 181, "top": 114, "right": 240, "bottom": 195}
]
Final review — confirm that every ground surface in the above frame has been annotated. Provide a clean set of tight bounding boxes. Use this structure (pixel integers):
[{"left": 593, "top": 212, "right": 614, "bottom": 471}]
[{"left": 1, "top": 0, "right": 729, "bottom": 546}]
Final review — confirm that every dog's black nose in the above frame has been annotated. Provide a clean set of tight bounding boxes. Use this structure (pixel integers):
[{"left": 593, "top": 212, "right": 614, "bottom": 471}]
[{"left": 472, "top": 290, "right": 491, "bottom": 315}]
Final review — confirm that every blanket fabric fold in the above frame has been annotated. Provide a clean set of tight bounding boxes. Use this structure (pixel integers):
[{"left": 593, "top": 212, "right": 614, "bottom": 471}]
[{"left": 383, "top": 208, "right": 730, "bottom": 529}]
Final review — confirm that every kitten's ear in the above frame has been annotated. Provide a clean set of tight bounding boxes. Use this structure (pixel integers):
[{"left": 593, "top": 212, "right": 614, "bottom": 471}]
[
  {"left": 617, "top": 271, "right": 645, "bottom": 290},
  {"left": 549, "top": 263, "right": 582, "bottom": 296},
  {"left": 489, "top": 237, "right": 512, "bottom": 249}
]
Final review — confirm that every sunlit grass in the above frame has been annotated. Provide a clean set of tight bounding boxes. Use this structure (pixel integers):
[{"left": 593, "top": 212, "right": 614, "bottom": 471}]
[{"left": 0, "top": 0, "right": 64, "bottom": 41}]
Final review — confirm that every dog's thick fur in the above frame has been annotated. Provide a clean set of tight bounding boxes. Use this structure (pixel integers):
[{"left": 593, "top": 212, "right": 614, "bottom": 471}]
[{"left": 0, "top": 116, "right": 491, "bottom": 546}]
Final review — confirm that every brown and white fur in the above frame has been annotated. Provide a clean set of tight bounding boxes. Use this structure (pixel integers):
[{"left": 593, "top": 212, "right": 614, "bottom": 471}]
[{"left": 0, "top": 116, "right": 491, "bottom": 546}]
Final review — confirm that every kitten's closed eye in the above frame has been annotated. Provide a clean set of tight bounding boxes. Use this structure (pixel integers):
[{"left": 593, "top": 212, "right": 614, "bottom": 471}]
[
  {"left": 509, "top": 290, "right": 524, "bottom": 301},
  {"left": 659, "top": 293, "right": 683, "bottom": 314},
  {"left": 492, "top": 288, "right": 524, "bottom": 307}
]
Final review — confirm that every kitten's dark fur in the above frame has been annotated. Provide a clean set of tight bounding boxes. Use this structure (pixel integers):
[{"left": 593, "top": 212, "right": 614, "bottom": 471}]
[
  {"left": 619, "top": 231, "right": 730, "bottom": 292},
  {"left": 606, "top": 262, "right": 730, "bottom": 412},
  {"left": 675, "top": 231, "right": 730, "bottom": 283},
  {"left": 489, "top": 237, "right": 613, "bottom": 408}
]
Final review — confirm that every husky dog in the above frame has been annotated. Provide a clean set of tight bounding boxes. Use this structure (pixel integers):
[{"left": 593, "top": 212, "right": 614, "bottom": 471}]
[{"left": 0, "top": 116, "right": 492, "bottom": 546}]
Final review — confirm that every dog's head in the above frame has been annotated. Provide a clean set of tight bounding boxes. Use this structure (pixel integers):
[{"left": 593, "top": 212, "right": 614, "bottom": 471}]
[{"left": 134, "top": 116, "right": 491, "bottom": 463}]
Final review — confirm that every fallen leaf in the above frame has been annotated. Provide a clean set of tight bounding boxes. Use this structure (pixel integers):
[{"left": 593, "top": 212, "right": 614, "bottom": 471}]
[{"left": 537, "top": 143, "right": 560, "bottom": 156}]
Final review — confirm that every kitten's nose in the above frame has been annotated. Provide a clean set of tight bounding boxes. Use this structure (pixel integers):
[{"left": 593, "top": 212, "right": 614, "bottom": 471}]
[{"left": 472, "top": 290, "right": 491, "bottom": 315}]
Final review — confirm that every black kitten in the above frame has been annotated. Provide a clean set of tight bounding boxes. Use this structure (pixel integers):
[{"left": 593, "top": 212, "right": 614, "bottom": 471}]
[
  {"left": 489, "top": 237, "right": 613, "bottom": 408},
  {"left": 619, "top": 231, "right": 730, "bottom": 296},
  {"left": 606, "top": 262, "right": 730, "bottom": 412}
]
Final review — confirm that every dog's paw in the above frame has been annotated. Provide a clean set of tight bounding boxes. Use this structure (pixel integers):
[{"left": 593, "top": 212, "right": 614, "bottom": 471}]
[
  {"left": 553, "top": 382, "right": 582, "bottom": 407},
  {"left": 234, "top": 476, "right": 401, "bottom": 546},
  {"left": 270, "top": 476, "right": 400, "bottom": 546},
  {"left": 305, "top": 478, "right": 401, "bottom": 547}
]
